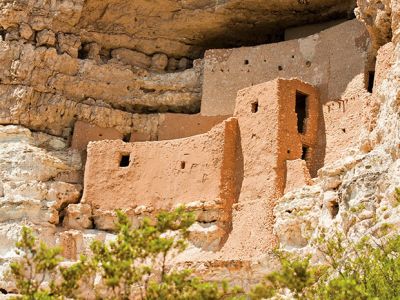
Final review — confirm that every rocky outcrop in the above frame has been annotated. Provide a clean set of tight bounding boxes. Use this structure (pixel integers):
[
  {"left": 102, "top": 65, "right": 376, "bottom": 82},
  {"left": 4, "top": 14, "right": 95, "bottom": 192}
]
[
  {"left": 0, "top": 125, "right": 82, "bottom": 224},
  {"left": 275, "top": 1, "right": 400, "bottom": 259},
  {"left": 0, "top": 125, "right": 82, "bottom": 289},
  {"left": 0, "top": 0, "right": 355, "bottom": 58},
  {"left": 356, "top": 0, "right": 393, "bottom": 53},
  {"left": 0, "top": 41, "right": 201, "bottom": 112}
]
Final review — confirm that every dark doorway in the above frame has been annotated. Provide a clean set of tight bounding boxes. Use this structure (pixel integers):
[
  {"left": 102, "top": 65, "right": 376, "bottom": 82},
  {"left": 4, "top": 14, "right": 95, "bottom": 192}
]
[
  {"left": 302, "top": 146, "right": 309, "bottom": 161},
  {"left": 367, "top": 71, "right": 375, "bottom": 93},
  {"left": 251, "top": 101, "right": 259, "bottom": 113},
  {"left": 296, "top": 91, "right": 308, "bottom": 134}
]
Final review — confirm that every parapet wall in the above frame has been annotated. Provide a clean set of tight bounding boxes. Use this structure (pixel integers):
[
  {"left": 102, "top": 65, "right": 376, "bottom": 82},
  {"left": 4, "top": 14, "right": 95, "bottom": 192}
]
[
  {"left": 71, "top": 121, "right": 123, "bottom": 151},
  {"left": 81, "top": 118, "right": 241, "bottom": 249},
  {"left": 201, "top": 20, "right": 368, "bottom": 116}
]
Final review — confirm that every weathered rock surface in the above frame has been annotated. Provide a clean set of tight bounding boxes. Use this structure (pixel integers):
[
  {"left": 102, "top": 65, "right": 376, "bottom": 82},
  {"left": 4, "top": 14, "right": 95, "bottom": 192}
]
[
  {"left": 0, "top": 0, "right": 355, "bottom": 58},
  {"left": 0, "top": 41, "right": 202, "bottom": 116},
  {"left": 0, "top": 125, "right": 84, "bottom": 289},
  {"left": 1, "top": 0, "right": 399, "bottom": 294},
  {"left": 275, "top": 0, "right": 400, "bottom": 260}
]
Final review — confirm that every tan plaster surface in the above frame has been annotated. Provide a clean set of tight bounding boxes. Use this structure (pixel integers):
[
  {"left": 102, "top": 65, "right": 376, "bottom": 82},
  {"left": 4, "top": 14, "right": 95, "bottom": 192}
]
[
  {"left": 284, "top": 159, "right": 312, "bottom": 194},
  {"left": 157, "top": 114, "right": 230, "bottom": 141},
  {"left": 82, "top": 118, "right": 240, "bottom": 237},
  {"left": 71, "top": 121, "right": 123, "bottom": 151},
  {"left": 201, "top": 20, "right": 368, "bottom": 116}
]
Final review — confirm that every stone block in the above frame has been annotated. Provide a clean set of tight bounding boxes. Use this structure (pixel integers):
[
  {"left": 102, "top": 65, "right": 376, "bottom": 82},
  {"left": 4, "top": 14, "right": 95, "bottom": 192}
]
[
  {"left": 63, "top": 204, "right": 92, "bottom": 230},
  {"left": 151, "top": 53, "right": 168, "bottom": 71},
  {"left": 57, "top": 33, "right": 81, "bottom": 58},
  {"left": 111, "top": 48, "right": 152, "bottom": 68},
  {"left": 58, "top": 230, "right": 83, "bottom": 260},
  {"left": 36, "top": 29, "right": 56, "bottom": 47}
]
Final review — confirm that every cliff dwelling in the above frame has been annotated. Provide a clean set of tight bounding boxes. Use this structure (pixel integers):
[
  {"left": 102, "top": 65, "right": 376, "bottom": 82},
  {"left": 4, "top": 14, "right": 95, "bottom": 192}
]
[
  {"left": 77, "top": 18, "right": 372, "bottom": 260},
  {"left": 2, "top": 0, "right": 394, "bottom": 293}
]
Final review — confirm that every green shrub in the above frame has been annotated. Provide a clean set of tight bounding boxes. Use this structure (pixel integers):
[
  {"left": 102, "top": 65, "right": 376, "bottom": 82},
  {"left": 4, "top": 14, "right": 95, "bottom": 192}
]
[
  {"left": 251, "top": 232, "right": 400, "bottom": 300},
  {"left": 11, "top": 207, "right": 400, "bottom": 300},
  {"left": 9, "top": 208, "right": 243, "bottom": 300},
  {"left": 8, "top": 227, "right": 91, "bottom": 300}
]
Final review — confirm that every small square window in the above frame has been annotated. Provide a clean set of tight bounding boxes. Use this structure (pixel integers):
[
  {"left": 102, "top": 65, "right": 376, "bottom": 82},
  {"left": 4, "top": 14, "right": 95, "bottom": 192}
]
[
  {"left": 251, "top": 102, "right": 259, "bottom": 113},
  {"left": 119, "top": 154, "right": 130, "bottom": 167}
]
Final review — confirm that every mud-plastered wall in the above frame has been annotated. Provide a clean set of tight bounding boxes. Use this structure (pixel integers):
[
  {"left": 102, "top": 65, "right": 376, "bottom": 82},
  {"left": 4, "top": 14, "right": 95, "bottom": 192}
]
[{"left": 81, "top": 119, "right": 241, "bottom": 249}]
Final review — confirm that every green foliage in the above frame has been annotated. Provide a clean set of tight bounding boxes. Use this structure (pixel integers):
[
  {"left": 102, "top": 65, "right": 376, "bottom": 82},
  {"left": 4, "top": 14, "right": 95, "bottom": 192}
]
[
  {"left": 394, "top": 188, "right": 400, "bottom": 206},
  {"left": 251, "top": 231, "right": 400, "bottom": 300},
  {"left": 249, "top": 253, "right": 325, "bottom": 300},
  {"left": 147, "top": 270, "right": 244, "bottom": 300},
  {"left": 8, "top": 227, "right": 90, "bottom": 300},
  {"left": 13, "top": 207, "right": 400, "bottom": 300},
  {"left": 9, "top": 207, "right": 242, "bottom": 300},
  {"left": 90, "top": 207, "right": 197, "bottom": 299}
]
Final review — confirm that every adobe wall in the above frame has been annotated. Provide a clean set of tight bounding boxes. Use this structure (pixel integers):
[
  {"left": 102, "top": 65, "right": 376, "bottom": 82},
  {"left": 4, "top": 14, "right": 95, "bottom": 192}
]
[
  {"left": 201, "top": 19, "right": 368, "bottom": 116},
  {"left": 70, "top": 114, "right": 229, "bottom": 151},
  {"left": 217, "top": 79, "right": 318, "bottom": 257},
  {"left": 233, "top": 78, "right": 319, "bottom": 202},
  {"left": 321, "top": 41, "right": 395, "bottom": 164},
  {"left": 284, "top": 19, "right": 347, "bottom": 40},
  {"left": 284, "top": 160, "right": 312, "bottom": 194},
  {"left": 81, "top": 118, "right": 241, "bottom": 248},
  {"left": 277, "top": 79, "right": 320, "bottom": 179},
  {"left": 323, "top": 96, "right": 369, "bottom": 164},
  {"left": 71, "top": 121, "right": 123, "bottom": 151},
  {"left": 156, "top": 114, "right": 230, "bottom": 141},
  {"left": 232, "top": 81, "right": 280, "bottom": 203}
]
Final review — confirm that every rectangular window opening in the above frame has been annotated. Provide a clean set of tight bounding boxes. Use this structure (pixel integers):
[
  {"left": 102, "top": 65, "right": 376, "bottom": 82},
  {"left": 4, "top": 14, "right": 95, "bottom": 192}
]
[
  {"left": 251, "top": 101, "right": 259, "bottom": 113},
  {"left": 296, "top": 91, "right": 308, "bottom": 134},
  {"left": 367, "top": 71, "right": 375, "bottom": 93},
  {"left": 119, "top": 153, "right": 130, "bottom": 167},
  {"left": 302, "top": 146, "right": 309, "bottom": 161}
]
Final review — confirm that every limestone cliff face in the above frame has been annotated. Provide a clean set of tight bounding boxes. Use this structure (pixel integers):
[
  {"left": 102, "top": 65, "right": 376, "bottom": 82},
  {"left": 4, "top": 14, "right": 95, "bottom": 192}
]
[
  {"left": 0, "top": 0, "right": 397, "bottom": 295},
  {"left": 0, "top": 0, "right": 356, "bottom": 58}
]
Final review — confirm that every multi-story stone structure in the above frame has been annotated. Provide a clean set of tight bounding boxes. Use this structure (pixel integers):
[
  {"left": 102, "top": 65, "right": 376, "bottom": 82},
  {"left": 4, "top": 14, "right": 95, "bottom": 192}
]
[
  {"left": 81, "top": 78, "right": 319, "bottom": 254},
  {"left": 1, "top": 0, "right": 387, "bottom": 291}
]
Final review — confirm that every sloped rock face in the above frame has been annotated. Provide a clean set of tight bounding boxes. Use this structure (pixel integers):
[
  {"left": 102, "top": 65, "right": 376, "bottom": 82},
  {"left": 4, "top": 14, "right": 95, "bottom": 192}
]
[
  {"left": 0, "top": 125, "right": 82, "bottom": 290},
  {"left": 275, "top": 0, "right": 400, "bottom": 259}
]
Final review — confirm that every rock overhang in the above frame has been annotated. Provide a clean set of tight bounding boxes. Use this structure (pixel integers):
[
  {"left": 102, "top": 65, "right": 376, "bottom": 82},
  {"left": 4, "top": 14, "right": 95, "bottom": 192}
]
[{"left": 76, "top": 0, "right": 356, "bottom": 57}]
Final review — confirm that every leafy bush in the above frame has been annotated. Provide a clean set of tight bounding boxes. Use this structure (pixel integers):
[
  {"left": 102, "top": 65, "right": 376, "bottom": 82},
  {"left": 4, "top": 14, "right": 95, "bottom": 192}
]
[
  {"left": 8, "top": 207, "right": 243, "bottom": 300},
  {"left": 10, "top": 207, "right": 400, "bottom": 299},
  {"left": 9, "top": 226, "right": 91, "bottom": 300},
  {"left": 250, "top": 232, "right": 400, "bottom": 300}
]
